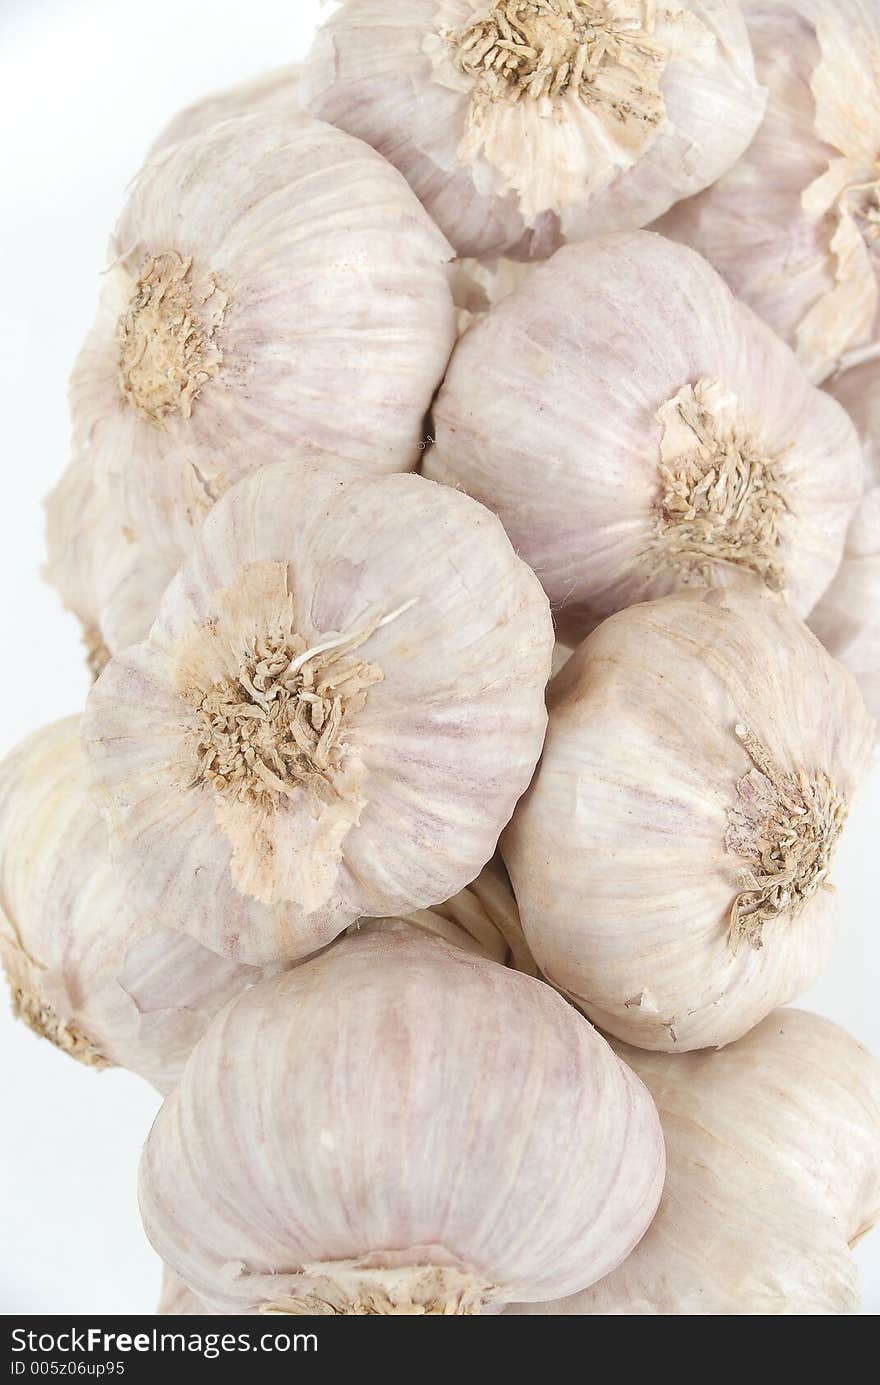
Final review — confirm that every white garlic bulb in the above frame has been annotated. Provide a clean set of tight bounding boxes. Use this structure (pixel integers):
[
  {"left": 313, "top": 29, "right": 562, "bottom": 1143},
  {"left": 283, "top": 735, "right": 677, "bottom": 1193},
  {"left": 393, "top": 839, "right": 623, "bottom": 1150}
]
[
  {"left": 84, "top": 459, "right": 553, "bottom": 967},
  {"left": 149, "top": 66, "right": 301, "bottom": 156},
  {"left": 44, "top": 458, "right": 174, "bottom": 676},
  {"left": 657, "top": 0, "right": 880, "bottom": 383},
  {"left": 46, "top": 110, "right": 456, "bottom": 664},
  {"left": 0, "top": 718, "right": 262, "bottom": 1092},
  {"left": 301, "top": 1, "right": 766, "bottom": 260},
  {"left": 809, "top": 357, "right": 880, "bottom": 720},
  {"left": 508, "top": 1008, "right": 880, "bottom": 1314},
  {"left": 426, "top": 233, "right": 864, "bottom": 639},
  {"left": 503, "top": 587, "right": 876, "bottom": 1051},
  {"left": 139, "top": 930, "right": 665, "bottom": 1315}
]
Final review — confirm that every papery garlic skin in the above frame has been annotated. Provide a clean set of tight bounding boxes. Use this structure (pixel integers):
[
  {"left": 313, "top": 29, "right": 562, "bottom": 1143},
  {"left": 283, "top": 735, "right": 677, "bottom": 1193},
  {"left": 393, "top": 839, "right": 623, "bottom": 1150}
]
[
  {"left": 657, "top": 0, "right": 880, "bottom": 383},
  {"left": 301, "top": 1, "right": 766, "bottom": 260},
  {"left": 503, "top": 588, "right": 876, "bottom": 1052},
  {"left": 450, "top": 257, "right": 533, "bottom": 334},
  {"left": 809, "top": 357, "right": 880, "bottom": 720},
  {"left": 359, "top": 857, "right": 538, "bottom": 974},
  {"left": 550, "top": 640, "right": 575, "bottom": 679},
  {"left": 508, "top": 1009, "right": 880, "bottom": 1314},
  {"left": 84, "top": 460, "right": 553, "bottom": 967},
  {"left": 427, "top": 233, "right": 863, "bottom": 638},
  {"left": 46, "top": 111, "right": 456, "bottom": 663},
  {"left": 0, "top": 719, "right": 262, "bottom": 1092},
  {"left": 139, "top": 931, "right": 664, "bottom": 1315},
  {"left": 149, "top": 66, "right": 300, "bottom": 155},
  {"left": 158, "top": 1268, "right": 216, "bottom": 1316}
]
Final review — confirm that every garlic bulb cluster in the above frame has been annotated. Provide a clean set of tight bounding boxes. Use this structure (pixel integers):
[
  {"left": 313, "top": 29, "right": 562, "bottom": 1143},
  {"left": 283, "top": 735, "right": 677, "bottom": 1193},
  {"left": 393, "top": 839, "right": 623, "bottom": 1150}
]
[
  {"left": 46, "top": 110, "right": 456, "bottom": 664},
  {"left": 658, "top": 0, "right": 880, "bottom": 383},
  {"left": 427, "top": 232, "right": 863, "bottom": 639},
  {"left": 140, "top": 930, "right": 664, "bottom": 1315},
  {"left": 503, "top": 587, "right": 876, "bottom": 1051},
  {"left": 84, "top": 459, "right": 553, "bottom": 967},
  {"left": 809, "top": 357, "right": 880, "bottom": 720},
  {"left": 0, "top": 718, "right": 262, "bottom": 1092},
  {"left": 13, "top": 1, "right": 880, "bottom": 1320},
  {"left": 149, "top": 66, "right": 300, "bottom": 155},
  {"left": 508, "top": 1009, "right": 880, "bottom": 1314},
  {"left": 301, "top": 1, "right": 766, "bottom": 260}
]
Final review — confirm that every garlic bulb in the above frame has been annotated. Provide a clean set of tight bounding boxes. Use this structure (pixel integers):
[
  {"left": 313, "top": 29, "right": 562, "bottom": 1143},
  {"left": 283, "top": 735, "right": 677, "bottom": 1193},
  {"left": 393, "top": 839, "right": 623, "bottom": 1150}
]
[
  {"left": 657, "top": 0, "right": 880, "bottom": 384},
  {"left": 503, "top": 587, "right": 876, "bottom": 1051},
  {"left": 0, "top": 718, "right": 262, "bottom": 1092},
  {"left": 139, "top": 930, "right": 664, "bottom": 1315},
  {"left": 158, "top": 1268, "right": 215, "bottom": 1316},
  {"left": 809, "top": 357, "right": 880, "bottom": 719},
  {"left": 301, "top": 1, "right": 766, "bottom": 260},
  {"left": 46, "top": 110, "right": 456, "bottom": 664},
  {"left": 44, "top": 458, "right": 174, "bottom": 676},
  {"left": 426, "top": 232, "right": 864, "bottom": 639},
  {"left": 150, "top": 66, "right": 301, "bottom": 155},
  {"left": 508, "top": 1008, "right": 880, "bottom": 1314},
  {"left": 84, "top": 459, "right": 553, "bottom": 967}
]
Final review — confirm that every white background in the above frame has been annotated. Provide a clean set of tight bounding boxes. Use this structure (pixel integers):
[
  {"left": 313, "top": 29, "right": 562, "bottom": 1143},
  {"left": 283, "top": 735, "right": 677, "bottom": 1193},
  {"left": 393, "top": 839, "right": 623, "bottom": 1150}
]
[{"left": 0, "top": 0, "right": 877, "bottom": 1316}]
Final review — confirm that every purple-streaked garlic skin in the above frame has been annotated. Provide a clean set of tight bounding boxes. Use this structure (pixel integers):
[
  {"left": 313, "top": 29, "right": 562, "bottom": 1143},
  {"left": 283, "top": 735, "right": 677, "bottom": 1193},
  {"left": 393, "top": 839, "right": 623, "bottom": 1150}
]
[
  {"left": 83, "top": 460, "right": 554, "bottom": 968},
  {"left": 507, "top": 1008, "right": 880, "bottom": 1315},
  {"left": 301, "top": 1, "right": 766, "bottom": 261},
  {"left": 139, "top": 930, "right": 665, "bottom": 1315},
  {"left": 46, "top": 110, "right": 456, "bottom": 666},
  {"left": 427, "top": 232, "right": 863, "bottom": 641},
  {"left": 809, "top": 356, "right": 880, "bottom": 720},
  {"left": 0, "top": 718, "right": 262, "bottom": 1093},
  {"left": 658, "top": 0, "right": 880, "bottom": 384},
  {"left": 503, "top": 587, "right": 876, "bottom": 1052}
]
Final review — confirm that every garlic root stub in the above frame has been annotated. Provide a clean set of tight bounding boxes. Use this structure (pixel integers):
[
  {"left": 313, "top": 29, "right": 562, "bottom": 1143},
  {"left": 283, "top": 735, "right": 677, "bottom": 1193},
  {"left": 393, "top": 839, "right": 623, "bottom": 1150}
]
[
  {"left": 46, "top": 110, "right": 456, "bottom": 662},
  {"left": 301, "top": 1, "right": 765, "bottom": 260},
  {"left": 809, "top": 356, "right": 880, "bottom": 721},
  {"left": 503, "top": 587, "right": 876, "bottom": 1052},
  {"left": 140, "top": 931, "right": 665, "bottom": 1315},
  {"left": 84, "top": 460, "right": 554, "bottom": 967},
  {"left": 0, "top": 718, "right": 262, "bottom": 1092},
  {"left": 657, "top": 0, "right": 880, "bottom": 383},
  {"left": 508, "top": 1008, "right": 880, "bottom": 1314},
  {"left": 427, "top": 232, "right": 863, "bottom": 640}
]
